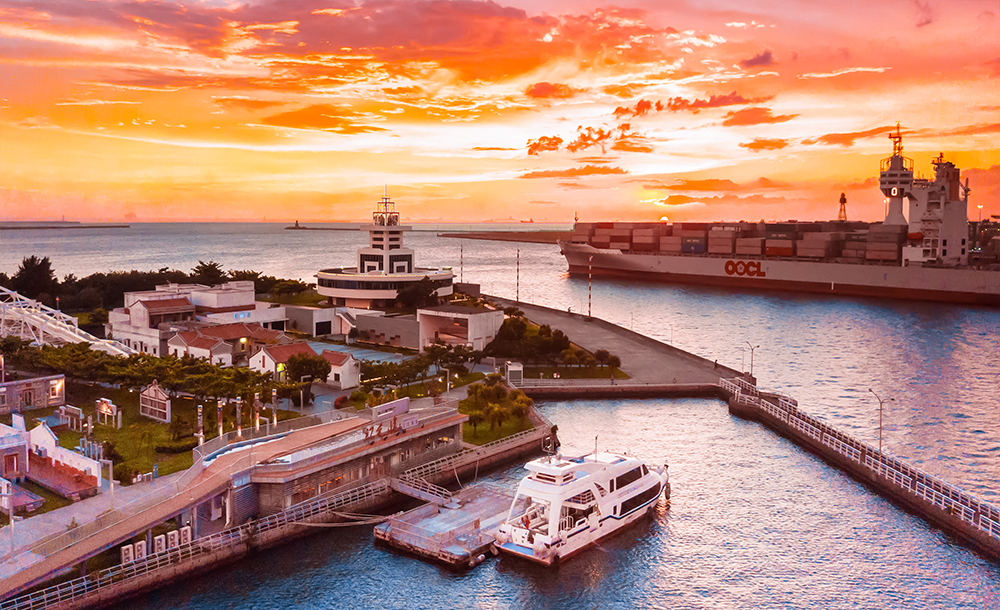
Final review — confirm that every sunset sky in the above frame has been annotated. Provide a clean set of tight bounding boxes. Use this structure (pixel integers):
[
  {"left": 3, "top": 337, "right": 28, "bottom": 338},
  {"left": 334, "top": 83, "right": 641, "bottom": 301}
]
[{"left": 1, "top": 0, "right": 998, "bottom": 223}]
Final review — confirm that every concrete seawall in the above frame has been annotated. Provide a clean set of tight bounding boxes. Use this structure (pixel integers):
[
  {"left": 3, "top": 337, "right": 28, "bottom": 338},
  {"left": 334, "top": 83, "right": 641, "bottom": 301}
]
[
  {"left": 724, "top": 386, "right": 1000, "bottom": 563},
  {"left": 521, "top": 383, "right": 726, "bottom": 400}
]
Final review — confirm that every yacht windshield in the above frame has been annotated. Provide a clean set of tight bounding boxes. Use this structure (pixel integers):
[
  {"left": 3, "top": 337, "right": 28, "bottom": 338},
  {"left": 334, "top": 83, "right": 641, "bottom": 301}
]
[{"left": 509, "top": 493, "right": 551, "bottom": 533}]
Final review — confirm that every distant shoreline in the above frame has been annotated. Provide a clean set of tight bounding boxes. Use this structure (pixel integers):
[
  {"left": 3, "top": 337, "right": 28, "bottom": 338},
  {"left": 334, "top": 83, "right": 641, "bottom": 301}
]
[
  {"left": 285, "top": 225, "right": 356, "bottom": 231},
  {"left": 437, "top": 230, "right": 573, "bottom": 244},
  {"left": 0, "top": 224, "right": 130, "bottom": 230}
]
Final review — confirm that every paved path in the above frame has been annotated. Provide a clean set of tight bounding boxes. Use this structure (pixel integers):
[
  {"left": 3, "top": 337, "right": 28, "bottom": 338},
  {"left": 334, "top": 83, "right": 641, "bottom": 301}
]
[
  {"left": 2, "top": 472, "right": 182, "bottom": 563},
  {"left": 1, "top": 417, "right": 366, "bottom": 599},
  {"left": 491, "top": 298, "right": 740, "bottom": 386}
]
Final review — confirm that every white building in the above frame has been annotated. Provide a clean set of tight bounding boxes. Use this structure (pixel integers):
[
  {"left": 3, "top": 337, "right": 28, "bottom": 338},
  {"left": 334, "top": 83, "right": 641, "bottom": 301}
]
[
  {"left": 167, "top": 322, "right": 289, "bottom": 366},
  {"left": 107, "top": 282, "right": 287, "bottom": 356},
  {"left": 416, "top": 304, "right": 504, "bottom": 351},
  {"left": 320, "top": 350, "right": 361, "bottom": 389},
  {"left": 249, "top": 342, "right": 319, "bottom": 382},
  {"left": 316, "top": 191, "right": 453, "bottom": 309}
]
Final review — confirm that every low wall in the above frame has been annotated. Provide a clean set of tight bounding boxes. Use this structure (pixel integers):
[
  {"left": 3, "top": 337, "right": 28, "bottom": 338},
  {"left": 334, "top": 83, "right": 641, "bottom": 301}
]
[{"left": 521, "top": 383, "right": 725, "bottom": 400}]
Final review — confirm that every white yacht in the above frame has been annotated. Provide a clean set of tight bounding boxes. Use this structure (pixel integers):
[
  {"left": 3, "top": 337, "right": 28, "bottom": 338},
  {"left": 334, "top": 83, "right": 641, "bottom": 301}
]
[{"left": 494, "top": 452, "right": 669, "bottom": 565}]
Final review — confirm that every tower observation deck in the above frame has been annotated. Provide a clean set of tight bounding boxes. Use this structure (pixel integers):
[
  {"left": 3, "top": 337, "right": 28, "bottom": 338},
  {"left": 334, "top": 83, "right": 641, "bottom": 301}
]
[{"left": 315, "top": 190, "right": 454, "bottom": 309}]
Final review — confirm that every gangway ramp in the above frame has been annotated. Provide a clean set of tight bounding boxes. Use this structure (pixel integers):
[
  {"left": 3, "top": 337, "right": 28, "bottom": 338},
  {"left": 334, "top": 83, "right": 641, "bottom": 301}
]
[
  {"left": 0, "top": 287, "right": 134, "bottom": 357},
  {"left": 0, "top": 417, "right": 365, "bottom": 600}
]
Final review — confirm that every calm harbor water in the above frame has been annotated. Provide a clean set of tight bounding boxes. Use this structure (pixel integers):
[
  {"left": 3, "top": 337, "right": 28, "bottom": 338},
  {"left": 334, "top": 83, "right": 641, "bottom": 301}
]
[{"left": 3, "top": 223, "right": 999, "bottom": 608}]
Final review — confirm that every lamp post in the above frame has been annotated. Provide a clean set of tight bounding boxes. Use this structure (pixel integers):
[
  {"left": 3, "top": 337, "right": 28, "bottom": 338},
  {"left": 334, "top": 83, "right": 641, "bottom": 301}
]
[
  {"left": 99, "top": 459, "right": 115, "bottom": 509},
  {"left": 588, "top": 256, "right": 593, "bottom": 318},
  {"left": 1, "top": 491, "right": 14, "bottom": 556},
  {"left": 300, "top": 376, "right": 312, "bottom": 411},
  {"left": 1, "top": 353, "right": 5, "bottom": 383},
  {"left": 745, "top": 342, "right": 759, "bottom": 378},
  {"left": 439, "top": 367, "right": 451, "bottom": 395},
  {"left": 868, "top": 388, "right": 893, "bottom": 453}
]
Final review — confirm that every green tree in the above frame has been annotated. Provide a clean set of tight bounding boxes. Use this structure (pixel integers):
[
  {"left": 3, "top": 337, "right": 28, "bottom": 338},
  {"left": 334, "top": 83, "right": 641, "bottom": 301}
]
[
  {"left": 191, "top": 261, "right": 226, "bottom": 285},
  {"left": 90, "top": 308, "right": 109, "bottom": 326},
  {"left": 467, "top": 409, "right": 484, "bottom": 435},
  {"left": 285, "top": 353, "right": 332, "bottom": 386},
  {"left": 485, "top": 401, "right": 508, "bottom": 430},
  {"left": 594, "top": 349, "right": 610, "bottom": 368},
  {"left": 608, "top": 355, "right": 622, "bottom": 376},
  {"left": 11, "top": 255, "right": 58, "bottom": 299},
  {"left": 396, "top": 276, "right": 439, "bottom": 309}
]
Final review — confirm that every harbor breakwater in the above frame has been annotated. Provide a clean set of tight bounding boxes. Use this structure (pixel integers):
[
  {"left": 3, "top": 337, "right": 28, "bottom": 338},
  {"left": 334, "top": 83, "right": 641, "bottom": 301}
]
[{"left": 721, "top": 378, "right": 1000, "bottom": 562}]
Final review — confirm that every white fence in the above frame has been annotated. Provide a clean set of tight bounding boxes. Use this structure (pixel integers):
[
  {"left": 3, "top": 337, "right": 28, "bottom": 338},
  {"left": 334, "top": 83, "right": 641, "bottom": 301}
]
[{"left": 720, "top": 377, "right": 1000, "bottom": 550}]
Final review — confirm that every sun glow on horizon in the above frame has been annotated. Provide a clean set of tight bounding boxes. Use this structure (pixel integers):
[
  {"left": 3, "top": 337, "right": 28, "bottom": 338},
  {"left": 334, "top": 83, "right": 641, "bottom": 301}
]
[{"left": 1, "top": 0, "right": 998, "bottom": 224}]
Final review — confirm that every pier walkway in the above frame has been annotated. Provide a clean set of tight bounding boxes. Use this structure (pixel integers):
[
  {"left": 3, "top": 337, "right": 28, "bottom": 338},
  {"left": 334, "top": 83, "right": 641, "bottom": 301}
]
[
  {"left": 490, "top": 297, "right": 740, "bottom": 386},
  {"left": 0, "top": 417, "right": 366, "bottom": 599},
  {"left": 720, "top": 377, "right": 1000, "bottom": 563}
]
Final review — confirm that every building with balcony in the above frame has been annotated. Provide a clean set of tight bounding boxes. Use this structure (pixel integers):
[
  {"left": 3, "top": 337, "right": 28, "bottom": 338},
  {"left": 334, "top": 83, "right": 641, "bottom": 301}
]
[
  {"left": 315, "top": 191, "right": 453, "bottom": 309},
  {"left": 107, "top": 282, "right": 287, "bottom": 356}
]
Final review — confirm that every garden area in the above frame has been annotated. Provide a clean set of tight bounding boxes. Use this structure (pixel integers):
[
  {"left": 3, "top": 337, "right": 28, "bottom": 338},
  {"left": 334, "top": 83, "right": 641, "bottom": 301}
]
[{"left": 457, "top": 374, "right": 535, "bottom": 445}]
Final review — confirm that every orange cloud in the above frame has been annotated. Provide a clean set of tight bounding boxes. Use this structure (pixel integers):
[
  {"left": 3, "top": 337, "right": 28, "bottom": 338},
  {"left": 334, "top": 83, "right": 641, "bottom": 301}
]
[
  {"left": 520, "top": 165, "right": 627, "bottom": 179},
  {"left": 261, "top": 105, "right": 388, "bottom": 133},
  {"left": 525, "top": 82, "right": 577, "bottom": 99},
  {"left": 739, "top": 138, "right": 790, "bottom": 151},
  {"left": 801, "top": 126, "right": 893, "bottom": 146},
  {"left": 722, "top": 107, "right": 796, "bottom": 126},
  {"left": 526, "top": 135, "right": 563, "bottom": 155}
]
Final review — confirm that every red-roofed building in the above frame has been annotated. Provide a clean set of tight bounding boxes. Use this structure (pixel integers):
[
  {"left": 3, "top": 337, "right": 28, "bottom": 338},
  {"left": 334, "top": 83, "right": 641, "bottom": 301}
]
[
  {"left": 168, "top": 322, "right": 289, "bottom": 366},
  {"left": 320, "top": 350, "right": 361, "bottom": 389},
  {"left": 249, "top": 342, "right": 318, "bottom": 382},
  {"left": 167, "top": 331, "right": 232, "bottom": 366},
  {"left": 107, "top": 282, "right": 288, "bottom": 356}
]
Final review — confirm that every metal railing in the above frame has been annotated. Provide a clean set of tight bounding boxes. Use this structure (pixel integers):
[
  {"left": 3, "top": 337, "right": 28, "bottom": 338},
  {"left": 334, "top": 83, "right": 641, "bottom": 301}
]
[
  {"left": 403, "top": 424, "right": 552, "bottom": 483},
  {"left": 0, "top": 480, "right": 391, "bottom": 609},
  {"left": 0, "top": 287, "right": 134, "bottom": 357},
  {"left": 725, "top": 379, "right": 1000, "bottom": 547}
]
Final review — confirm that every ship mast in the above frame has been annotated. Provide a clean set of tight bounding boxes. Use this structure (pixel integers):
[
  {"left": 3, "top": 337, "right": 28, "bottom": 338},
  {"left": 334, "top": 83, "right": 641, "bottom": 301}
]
[{"left": 878, "top": 123, "right": 912, "bottom": 226}]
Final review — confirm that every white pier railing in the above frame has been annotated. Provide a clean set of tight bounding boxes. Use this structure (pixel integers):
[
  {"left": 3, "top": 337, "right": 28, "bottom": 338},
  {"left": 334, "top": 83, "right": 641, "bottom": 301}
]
[{"left": 720, "top": 377, "right": 1000, "bottom": 549}]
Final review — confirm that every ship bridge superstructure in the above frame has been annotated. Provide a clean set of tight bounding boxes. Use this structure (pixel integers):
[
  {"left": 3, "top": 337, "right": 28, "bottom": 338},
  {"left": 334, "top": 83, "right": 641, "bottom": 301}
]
[{"left": 901, "top": 153, "right": 969, "bottom": 267}]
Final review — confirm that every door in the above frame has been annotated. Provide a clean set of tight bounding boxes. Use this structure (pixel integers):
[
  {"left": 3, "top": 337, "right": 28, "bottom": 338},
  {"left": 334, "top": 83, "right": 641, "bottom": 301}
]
[{"left": 4, "top": 453, "right": 17, "bottom": 477}]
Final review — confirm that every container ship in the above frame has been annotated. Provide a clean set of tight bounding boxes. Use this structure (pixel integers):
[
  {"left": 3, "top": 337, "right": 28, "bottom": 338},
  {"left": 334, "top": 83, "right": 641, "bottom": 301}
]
[{"left": 560, "top": 129, "right": 1000, "bottom": 305}]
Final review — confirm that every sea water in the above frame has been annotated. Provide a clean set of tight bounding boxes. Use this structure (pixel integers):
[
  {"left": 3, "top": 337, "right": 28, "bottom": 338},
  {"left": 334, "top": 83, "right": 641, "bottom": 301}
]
[{"left": 3, "top": 223, "right": 999, "bottom": 608}]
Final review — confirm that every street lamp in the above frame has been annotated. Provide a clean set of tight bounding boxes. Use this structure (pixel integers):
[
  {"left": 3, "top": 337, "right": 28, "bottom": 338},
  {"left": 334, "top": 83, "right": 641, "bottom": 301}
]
[
  {"left": 745, "top": 342, "right": 759, "bottom": 378},
  {"left": 300, "top": 375, "right": 312, "bottom": 411},
  {"left": 1, "top": 353, "right": 5, "bottom": 383},
  {"left": 1, "top": 491, "right": 14, "bottom": 555},
  {"left": 868, "top": 388, "right": 894, "bottom": 453},
  {"left": 99, "top": 459, "right": 115, "bottom": 509},
  {"left": 439, "top": 367, "right": 451, "bottom": 394}
]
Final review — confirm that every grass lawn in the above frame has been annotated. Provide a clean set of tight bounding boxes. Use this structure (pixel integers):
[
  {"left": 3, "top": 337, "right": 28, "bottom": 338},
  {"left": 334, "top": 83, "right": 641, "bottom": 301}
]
[
  {"left": 461, "top": 416, "right": 532, "bottom": 445},
  {"left": 0, "top": 480, "right": 73, "bottom": 525},
  {"left": 62, "top": 381, "right": 299, "bottom": 484},
  {"left": 341, "top": 372, "right": 486, "bottom": 410},
  {"left": 524, "top": 366, "right": 630, "bottom": 380}
]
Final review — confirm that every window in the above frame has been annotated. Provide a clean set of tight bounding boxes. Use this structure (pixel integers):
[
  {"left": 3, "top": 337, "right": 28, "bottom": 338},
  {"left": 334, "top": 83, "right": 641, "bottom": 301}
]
[
  {"left": 334, "top": 373, "right": 340, "bottom": 381},
  {"left": 943, "top": 249, "right": 947, "bottom": 256},
  {"left": 615, "top": 467, "right": 643, "bottom": 490},
  {"left": 943, "top": 239, "right": 948, "bottom": 246},
  {"left": 619, "top": 484, "right": 661, "bottom": 515},
  {"left": 961, "top": 238, "right": 966, "bottom": 245}
]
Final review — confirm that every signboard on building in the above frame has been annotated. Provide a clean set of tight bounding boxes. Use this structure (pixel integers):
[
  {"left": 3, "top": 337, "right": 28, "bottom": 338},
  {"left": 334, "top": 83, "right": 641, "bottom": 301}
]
[{"left": 139, "top": 380, "right": 171, "bottom": 423}]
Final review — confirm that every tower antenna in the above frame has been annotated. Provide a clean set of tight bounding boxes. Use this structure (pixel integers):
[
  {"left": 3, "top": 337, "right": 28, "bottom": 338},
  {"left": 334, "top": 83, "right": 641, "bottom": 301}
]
[{"left": 838, "top": 193, "right": 848, "bottom": 221}]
